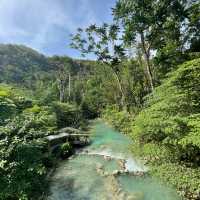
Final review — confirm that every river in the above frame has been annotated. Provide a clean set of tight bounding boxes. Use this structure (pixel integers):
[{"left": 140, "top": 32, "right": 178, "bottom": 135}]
[{"left": 48, "top": 120, "right": 180, "bottom": 200}]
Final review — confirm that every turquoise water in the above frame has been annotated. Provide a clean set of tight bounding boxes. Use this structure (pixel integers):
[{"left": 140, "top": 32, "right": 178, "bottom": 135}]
[{"left": 48, "top": 121, "right": 180, "bottom": 200}]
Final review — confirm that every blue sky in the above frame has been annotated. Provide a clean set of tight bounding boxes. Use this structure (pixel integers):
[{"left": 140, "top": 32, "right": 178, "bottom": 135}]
[{"left": 0, "top": 0, "right": 116, "bottom": 58}]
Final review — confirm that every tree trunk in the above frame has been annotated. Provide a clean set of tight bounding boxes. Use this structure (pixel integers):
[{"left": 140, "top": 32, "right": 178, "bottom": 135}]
[
  {"left": 68, "top": 72, "right": 71, "bottom": 102},
  {"left": 113, "top": 70, "right": 127, "bottom": 111},
  {"left": 59, "top": 79, "right": 65, "bottom": 102},
  {"left": 140, "top": 32, "right": 154, "bottom": 92}
]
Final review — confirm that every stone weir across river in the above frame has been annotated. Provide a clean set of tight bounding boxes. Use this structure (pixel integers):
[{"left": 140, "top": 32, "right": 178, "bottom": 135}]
[{"left": 45, "top": 127, "right": 91, "bottom": 153}]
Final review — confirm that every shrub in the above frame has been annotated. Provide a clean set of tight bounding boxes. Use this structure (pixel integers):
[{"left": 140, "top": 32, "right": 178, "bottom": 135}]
[
  {"left": 0, "top": 84, "right": 32, "bottom": 125},
  {"left": 0, "top": 96, "right": 16, "bottom": 125},
  {"left": 23, "top": 106, "right": 57, "bottom": 134},
  {"left": 0, "top": 141, "right": 48, "bottom": 200},
  {"left": 60, "top": 142, "right": 73, "bottom": 159},
  {"left": 131, "top": 58, "right": 200, "bottom": 199},
  {"left": 102, "top": 106, "right": 134, "bottom": 134},
  {"left": 0, "top": 96, "right": 57, "bottom": 199},
  {"left": 80, "top": 100, "right": 99, "bottom": 119},
  {"left": 132, "top": 58, "right": 200, "bottom": 163},
  {"left": 151, "top": 163, "right": 200, "bottom": 200},
  {"left": 52, "top": 101, "right": 82, "bottom": 128}
]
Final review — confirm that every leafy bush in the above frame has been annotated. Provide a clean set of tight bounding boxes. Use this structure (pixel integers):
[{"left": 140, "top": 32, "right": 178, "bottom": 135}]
[
  {"left": 80, "top": 100, "right": 99, "bottom": 119},
  {"left": 0, "top": 114, "right": 53, "bottom": 199},
  {"left": 0, "top": 142, "right": 48, "bottom": 200},
  {"left": 0, "top": 85, "right": 16, "bottom": 125},
  {"left": 52, "top": 101, "right": 82, "bottom": 128},
  {"left": 102, "top": 106, "right": 134, "bottom": 134},
  {"left": 23, "top": 106, "right": 57, "bottom": 134},
  {"left": 0, "top": 84, "right": 32, "bottom": 125},
  {"left": 0, "top": 89, "right": 58, "bottom": 199},
  {"left": 0, "top": 96, "right": 16, "bottom": 125},
  {"left": 131, "top": 58, "right": 200, "bottom": 199},
  {"left": 151, "top": 163, "right": 200, "bottom": 200},
  {"left": 60, "top": 142, "right": 73, "bottom": 159},
  {"left": 132, "top": 58, "right": 200, "bottom": 162}
]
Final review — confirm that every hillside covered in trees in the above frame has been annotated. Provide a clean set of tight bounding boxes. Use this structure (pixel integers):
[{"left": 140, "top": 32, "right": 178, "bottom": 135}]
[{"left": 0, "top": 0, "right": 200, "bottom": 199}]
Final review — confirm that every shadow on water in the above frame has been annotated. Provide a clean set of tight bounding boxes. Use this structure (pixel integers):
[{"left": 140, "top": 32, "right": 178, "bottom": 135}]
[{"left": 48, "top": 120, "right": 181, "bottom": 200}]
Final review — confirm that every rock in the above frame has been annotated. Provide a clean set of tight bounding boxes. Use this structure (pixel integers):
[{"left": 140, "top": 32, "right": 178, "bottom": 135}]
[
  {"left": 118, "top": 159, "right": 126, "bottom": 170},
  {"left": 124, "top": 169, "right": 129, "bottom": 173},
  {"left": 112, "top": 170, "right": 120, "bottom": 176},
  {"left": 136, "top": 171, "right": 145, "bottom": 176},
  {"left": 117, "top": 188, "right": 122, "bottom": 194},
  {"left": 96, "top": 164, "right": 105, "bottom": 176},
  {"left": 104, "top": 172, "right": 109, "bottom": 176},
  {"left": 129, "top": 171, "right": 145, "bottom": 177},
  {"left": 131, "top": 192, "right": 144, "bottom": 200},
  {"left": 83, "top": 149, "right": 89, "bottom": 154},
  {"left": 118, "top": 192, "right": 127, "bottom": 200},
  {"left": 96, "top": 163, "right": 103, "bottom": 169},
  {"left": 104, "top": 155, "right": 112, "bottom": 161},
  {"left": 96, "top": 168, "right": 104, "bottom": 176}
]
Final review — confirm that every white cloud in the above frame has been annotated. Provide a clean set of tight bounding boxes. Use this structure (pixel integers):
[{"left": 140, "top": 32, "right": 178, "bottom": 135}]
[{"left": 0, "top": 0, "right": 100, "bottom": 53}]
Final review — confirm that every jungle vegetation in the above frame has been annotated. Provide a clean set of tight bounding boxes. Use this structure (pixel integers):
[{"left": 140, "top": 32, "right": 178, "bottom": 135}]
[{"left": 0, "top": 0, "right": 199, "bottom": 199}]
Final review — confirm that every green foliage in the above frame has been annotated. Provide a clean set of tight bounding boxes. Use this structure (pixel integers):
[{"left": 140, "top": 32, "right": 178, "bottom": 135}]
[
  {"left": 24, "top": 104, "right": 42, "bottom": 113},
  {"left": 102, "top": 106, "right": 134, "bottom": 135},
  {"left": 0, "top": 85, "right": 16, "bottom": 123},
  {"left": 179, "top": 115, "right": 200, "bottom": 148},
  {"left": 52, "top": 101, "right": 82, "bottom": 128},
  {"left": 133, "top": 59, "right": 200, "bottom": 154},
  {"left": 0, "top": 84, "right": 33, "bottom": 125},
  {"left": 80, "top": 100, "right": 99, "bottom": 119},
  {"left": 80, "top": 73, "right": 108, "bottom": 119},
  {"left": 71, "top": 23, "right": 125, "bottom": 64},
  {"left": 0, "top": 2, "right": 199, "bottom": 198},
  {"left": 131, "top": 142, "right": 177, "bottom": 164},
  {"left": 0, "top": 96, "right": 16, "bottom": 125},
  {"left": 131, "top": 58, "right": 200, "bottom": 199},
  {"left": 0, "top": 142, "right": 48, "bottom": 200},
  {"left": 60, "top": 142, "right": 73, "bottom": 159},
  {"left": 0, "top": 88, "right": 58, "bottom": 199},
  {"left": 0, "top": 117, "right": 50, "bottom": 199},
  {"left": 151, "top": 163, "right": 200, "bottom": 200}
]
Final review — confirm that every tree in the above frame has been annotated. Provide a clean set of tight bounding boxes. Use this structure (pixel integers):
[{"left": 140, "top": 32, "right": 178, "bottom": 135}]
[
  {"left": 55, "top": 63, "right": 67, "bottom": 103},
  {"left": 113, "top": 0, "right": 188, "bottom": 90},
  {"left": 71, "top": 24, "right": 128, "bottom": 109},
  {"left": 186, "top": 1, "right": 200, "bottom": 53},
  {"left": 49, "top": 56, "right": 74, "bottom": 103}
]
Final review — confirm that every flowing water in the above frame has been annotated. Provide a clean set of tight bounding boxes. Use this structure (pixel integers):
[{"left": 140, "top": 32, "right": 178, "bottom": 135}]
[{"left": 48, "top": 120, "right": 180, "bottom": 200}]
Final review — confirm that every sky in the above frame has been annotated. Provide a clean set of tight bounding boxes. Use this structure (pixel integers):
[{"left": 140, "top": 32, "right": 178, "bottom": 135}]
[{"left": 0, "top": 0, "right": 116, "bottom": 58}]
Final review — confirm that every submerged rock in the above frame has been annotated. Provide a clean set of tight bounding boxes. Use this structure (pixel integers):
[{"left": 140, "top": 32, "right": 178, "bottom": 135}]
[
  {"left": 96, "top": 163, "right": 103, "bottom": 170},
  {"left": 118, "top": 159, "right": 126, "bottom": 170},
  {"left": 128, "top": 192, "right": 144, "bottom": 200},
  {"left": 96, "top": 163, "right": 106, "bottom": 176},
  {"left": 112, "top": 170, "right": 120, "bottom": 176},
  {"left": 103, "top": 155, "right": 112, "bottom": 161}
]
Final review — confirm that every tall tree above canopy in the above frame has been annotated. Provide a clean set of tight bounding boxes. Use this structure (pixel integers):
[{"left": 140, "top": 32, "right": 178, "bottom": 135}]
[
  {"left": 113, "top": 0, "right": 188, "bottom": 90},
  {"left": 70, "top": 23, "right": 128, "bottom": 109},
  {"left": 186, "top": 1, "right": 200, "bottom": 52},
  {"left": 48, "top": 56, "right": 75, "bottom": 102},
  {"left": 70, "top": 24, "right": 125, "bottom": 66}
]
